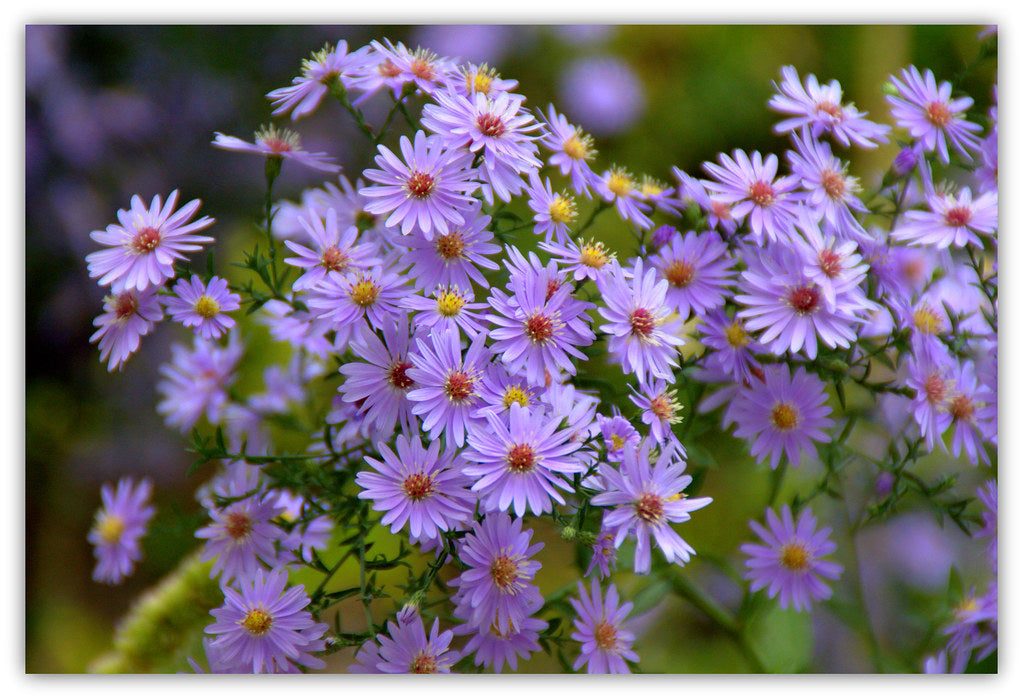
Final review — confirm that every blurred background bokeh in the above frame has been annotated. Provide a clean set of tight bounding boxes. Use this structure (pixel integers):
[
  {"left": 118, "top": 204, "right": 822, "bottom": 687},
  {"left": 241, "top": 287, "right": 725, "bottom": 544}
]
[{"left": 25, "top": 24, "right": 995, "bottom": 673}]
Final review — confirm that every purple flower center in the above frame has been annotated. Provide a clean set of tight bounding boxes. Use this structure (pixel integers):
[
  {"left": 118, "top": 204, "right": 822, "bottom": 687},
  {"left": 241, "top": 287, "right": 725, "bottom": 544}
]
[
  {"left": 225, "top": 511, "right": 252, "bottom": 540},
  {"left": 629, "top": 308, "right": 656, "bottom": 338},
  {"left": 748, "top": 180, "right": 776, "bottom": 207},
  {"left": 944, "top": 205, "right": 973, "bottom": 228},
  {"left": 388, "top": 360, "right": 415, "bottom": 391},
  {"left": 131, "top": 226, "right": 162, "bottom": 254},
  {"left": 407, "top": 171, "right": 436, "bottom": 199},
  {"left": 787, "top": 285, "right": 820, "bottom": 315},
  {"left": 635, "top": 492, "right": 665, "bottom": 524},
  {"left": 925, "top": 100, "right": 952, "bottom": 127},
  {"left": 402, "top": 472, "right": 434, "bottom": 502},
  {"left": 476, "top": 113, "right": 507, "bottom": 138},
  {"left": 506, "top": 444, "right": 536, "bottom": 473}
]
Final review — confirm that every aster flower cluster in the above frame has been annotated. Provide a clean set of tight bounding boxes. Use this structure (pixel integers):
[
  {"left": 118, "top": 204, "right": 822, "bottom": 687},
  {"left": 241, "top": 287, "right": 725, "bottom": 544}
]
[{"left": 82, "top": 32, "right": 996, "bottom": 676}]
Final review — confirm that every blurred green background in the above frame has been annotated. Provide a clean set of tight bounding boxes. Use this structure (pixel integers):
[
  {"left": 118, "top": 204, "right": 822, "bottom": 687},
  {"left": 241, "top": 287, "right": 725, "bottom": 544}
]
[{"left": 25, "top": 24, "right": 995, "bottom": 673}]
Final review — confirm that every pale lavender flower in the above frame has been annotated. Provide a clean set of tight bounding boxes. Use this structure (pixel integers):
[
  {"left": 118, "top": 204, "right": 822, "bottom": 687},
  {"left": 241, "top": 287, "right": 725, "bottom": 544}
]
[
  {"left": 399, "top": 198, "right": 500, "bottom": 293},
  {"left": 673, "top": 168, "right": 739, "bottom": 236},
  {"left": 374, "top": 609, "right": 461, "bottom": 673},
  {"left": 454, "top": 62, "right": 520, "bottom": 98},
  {"left": 257, "top": 299, "right": 332, "bottom": 359},
  {"left": 596, "top": 259, "right": 685, "bottom": 383},
  {"left": 786, "top": 127, "right": 869, "bottom": 237},
  {"left": 204, "top": 568, "right": 328, "bottom": 673},
  {"left": 88, "top": 477, "right": 155, "bottom": 584},
  {"left": 402, "top": 285, "right": 488, "bottom": 338},
  {"left": 702, "top": 149, "right": 801, "bottom": 245},
  {"left": 592, "top": 439, "right": 711, "bottom": 574},
  {"left": 196, "top": 490, "right": 287, "bottom": 584},
  {"left": 538, "top": 237, "right": 616, "bottom": 282},
  {"left": 156, "top": 335, "right": 243, "bottom": 432},
  {"left": 893, "top": 187, "right": 997, "bottom": 249},
  {"left": 267, "top": 41, "right": 368, "bottom": 120},
  {"left": 741, "top": 504, "right": 843, "bottom": 611},
  {"left": 85, "top": 190, "right": 214, "bottom": 291},
  {"left": 945, "top": 360, "right": 997, "bottom": 466},
  {"left": 448, "top": 511, "right": 545, "bottom": 635},
  {"left": 90, "top": 287, "right": 164, "bottom": 371},
  {"left": 356, "top": 434, "right": 474, "bottom": 539},
  {"left": 569, "top": 579, "right": 639, "bottom": 674},
  {"left": 887, "top": 65, "right": 983, "bottom": 163},
  {"left": 349, "top": 639, "right": 385, "bottom": 674},
  {"left": 540, "top": 104, "right": 599, "bottom": 196},
  {"left": 456, "top": 595, "right": 547, "bottom": 673},
  {"left": 597, "top": 412, "right": 640, "bottom": 462},
  {"left": 629, "top": 379, "right": 683, "bottom": 446},
  {"left": 904, "top": 357, "right": 955, "bottom": 453},
  {"left": 282, "top": 207, "right": 376, "bottom": 291},
  {"left": 213, "top": 124, "right": 341, "bottom": 172},
  {"left": 165, "top": 275, "right": 241, "bottom": 340},
  {"left": 790, "top": 214, "right": 871, "bottom": 309},
  {"left": 725, "top": 364, "right": 835, "bottom": 469},
  {"left": 360, "top": 130, "right": 478, "bottom": 237},
  {"left": 463, "top": 403, "right": 585, "bottom": 517},
  {"left": 768, "top": 65, "right": 890, "bottom": 148},
  {"left": 696, "top": 308, "right": 764, "bottom": 386},
  {"left": 304, "top": 266, "right": 408, "bottom": 351},
  {"left": 594, "top": 166, "right": 654, "bottom": 230},
  {"left": 648, "top": 229, "right": 736, "bottom": 320},
  {"left": 526, "top": 171, "right": 578, "bottom": 243},
  {"left": 942, "top": 583, "right": 997, "bottom": 665},
  {"left": 368, "top": 39, "right": 455, "bottom": 97},
  {"left": 472, "top": 363, "right": 544, "bottom": 418},
  {"left": 559, "top": 56, "right": 646, "bottom": 137},
  {"left": 585, "top": 528, "right": 619, "bottom": 579}
]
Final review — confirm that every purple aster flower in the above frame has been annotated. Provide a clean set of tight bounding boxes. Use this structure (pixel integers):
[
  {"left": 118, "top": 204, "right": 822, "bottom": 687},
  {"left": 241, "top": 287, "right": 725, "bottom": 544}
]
[
  {"left": 541, "top": 381, "right": 601, "bottom": 448},
  {"left": 304, "top": 266, "right": 408, "bottom": 351},
  {"left": 559, "top": 56, "right": 646, "bottom": 137},
  {"left": 741, "top": 504, "right": 843, "bottom": 611},
  {"left": 702, "top": 149, "right": 801, "bottom": 245},
  {"left": 406, "top": 326, "right": 491, "bottom": 447},
  {"left": 165, "top": 274, "right": 241, "bottom": 340},
  {"left": 786, "top": 127, "right": 869, "bottom": 237},
  {"left": 360, "top": 130, "right": 478, "bottom": 238},
  {"left": 591, "top": 439, "right": 711, "bottom": 574},
  {"left": 472, "top": 363, "right": 544, "bottom": 418},
  {"left": 213, "top": 124, "right": 341, "bottom": 172},
  {"left": 449, "top": 511, "right": 545, "bottom": 635},
  {"left": 275, "top": 491, "right": 333, "bottom": 564},
  {"left": 187, "top": 636, "right": 253, "bottom": 674},
  {"left": 597, "top": 412, "right": 640, "bottom": 462},
  {"left": 540, "top": 104, "right": 599, "bottom": 196},
  {"left": 282, "top": 207, "right": 377, "bottom": 291},
  {"left": 887, "top": 65, "right": 983, "bottom": 164},
  {"left": 526, "top": 171, "right": 578, "bottom": 243},
  {"left": 87, "top": 477, "right": 155, "bottom": 584},
  {"left": 257, "top": 298, "right": 332, "bottom": 360},
  {"left": 893, "top": 186, "right": 997, "bottom": 249},
  {"left": 454, "top": 62, "right": 520, "bottom": 98},
  {"left": 538, "top": 237, "right": 616, "bottom": 282},
  {"left": 585, "top": 527, "right": 620, "bottom": 579},
  {"left": 725, "top": 364, "right": 835, "bottom": 469},
  {"left": 196, "top": 490, "right": 287, "bottom": 584},
  {"left": 399, "top": 198, "right": 500, "bottom": 293},
  {"left": 266, "top": 41, "right": 368, "bottom": 120},
  {"left": 768, "top": 65, "right": 890, "bottom": 149},
  {"left": 945, "top": 360, "right": 997, "bottom": 466},
  {"left": 942, "top": 582, "right": 997, "bottom": 665},
  {"left": 356, "top": 434, "right": 474, "bottom": 539},
  {"left": 374, "top": 609, "right": 461, "bottom": 673},
  {"left": 596, "top": 259, "right": 685, "bottom": 382},
  {"left": 85, "top": 190, "right": 215, "bottom": 291},
  {"left": 696, "top": 308, "right": 765, "bottom": 386},
  {"left": 456, "top": 595, "right": 547, "bottom": 673},
  {"left": 156, "top": 335, "right": 242, "bottom": 432},
  {"left": 338, "top": 312, "right": 418, "bottom": 435},
  {"left": 790, "top": 214, "right": 871, "bottom": 310},
  {"left": 367, "top": 39, "right": 455, "bottom": 98},
  {"left": 628, "top": 379, "right": 684, "bottom": 446},
  {"left": 463, "top": 403, "right": 585, "bottom": 517},
  {"left": 735, "top": 243, "right": 867, "bottom": 360},
  {"left": 637, "top": 175, "right": 684, "bottom": 217},
  {"left": 648, "top": 229, "right": 736, "bottom": 320},
  {"left": 90, "top": 287, "right": 164, "bottom": 371},
  {"left": 569, "top": 579, "right": 639, "bottom": 674},
  {"left": 904, "top": 357, "right": 955, "bottom": 453},
  {"left": 402, "top": 284, "right": 488, "bottom": 338},
  {"left": 204, "top": 568, "right": 328, "bottom": 673},
  {"left": 487, "top": 264, "right": 595, "bottom": 385},
  {"left": 349, "top": 638, "right": 385, "bottom": 674},
  {"left": 673, "top": 168, "right": 739, "bottom": 237},
  {"left": 594, "top": 166, "right": 654, "bottom": 230}
]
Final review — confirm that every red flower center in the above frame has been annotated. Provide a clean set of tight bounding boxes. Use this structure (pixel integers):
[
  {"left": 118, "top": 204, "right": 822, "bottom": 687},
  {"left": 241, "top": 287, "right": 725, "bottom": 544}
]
[
  {"left": 444, "top": 371, "right": 474, "bottom": 402},
  {"left": 629, "top": 308, "right": 656, "bottom": 338},
  {"left": 787, "top": 285, "right": 820, "bottom": 314},
  {"left": 506, "top": 443, "right": 536, "bottom": 473},
  {"left": 817, "top": 249, "right": 843, "bottom": 278},
  {"left": 388, "top": 360, "right": 415, "bottom": 390},
  {"left": 748, "top": 180, "right": 775, "bottom": 207},
  {"left": 402, "top": 472, "right": 434, "bottom": 502},
  {"left": 225, "top": 511, "right": 252, "bottom": 540},
  {"left": 525, "top": 314, "right": 554, "bottom": 343},
  {"left": 407, "top": 171, "right": 436, "bottom": 198},
  {"left": 113, "top": 292, "right": 139, "bottom": 319},
  {"left": 131, "top": 226, "right": 162, "bottom": 254},
  {"left": 320, "top": 246, "right": 349, "bottom": 272},
  {"left": 435, "top": 232, "right": 465, "bottom": 260},
  {"left": 476, "top": 113, "right": 507, "bottom": 138},
  {"left": 635, "top": 492, "right": 665, "bottom": 523},
  {"left": 944, "top": 205, "right": 973, "bottom": 228},
  {"left": 821, "top": 170, "right": 847, "bottom": 199}
]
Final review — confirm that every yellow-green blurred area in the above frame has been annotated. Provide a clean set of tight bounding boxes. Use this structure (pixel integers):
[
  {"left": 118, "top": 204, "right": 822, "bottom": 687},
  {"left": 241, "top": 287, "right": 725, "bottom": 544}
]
[{"left": 25, "top": 24, "right": 995, "bottom": 674}]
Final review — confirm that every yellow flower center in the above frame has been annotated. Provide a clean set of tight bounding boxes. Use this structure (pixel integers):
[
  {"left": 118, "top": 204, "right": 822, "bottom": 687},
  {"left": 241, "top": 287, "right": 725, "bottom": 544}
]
[
  {"left": 409, "top": 652, "right": 438, "bottom": 674},
  {"left": 548, "top": 194, "right": 578, "bottom": 225},
  {"left": 242, "top": 607, "right": 274, "bottom": 636},
  {"left": 436, "top": 290, "right": 466, "bottom": 317},
  {"left": 193, "top": 294, "right": 221, "bottom": 319},
  {"left": 610, "top": 434, "right": 626, "bottom": 451},
  {"left": 725, "top": 321, "right": 749, "bottom": 348},
  {"left": 562, "top": 132, "right": 595, "bottom": 161},
  {"left": 771, "top": 402, "right": 799, "bottom": 431},
  {"left": 97, "top": 514, "right": 125, "bottom": 544},
  {"left": 349, "top": 279, "right": 380, "bottom": 307},
  {"left": 502, "top": 386, "right": 531, "bottom": 408},
  {"left": 489, "top": 554, "right": 520, "bottom": 591},
  {"left": 913, "top": 304, "right": 942, "bottom": 335},
  {"left": 578, "top": 240, "right": 611, "bottom": 269},
  {"left": 606, "top": 168, "right": 634, "bottom": 197},
  {"left": 780, "top": 543, "right": 810, "bottom": 571}
]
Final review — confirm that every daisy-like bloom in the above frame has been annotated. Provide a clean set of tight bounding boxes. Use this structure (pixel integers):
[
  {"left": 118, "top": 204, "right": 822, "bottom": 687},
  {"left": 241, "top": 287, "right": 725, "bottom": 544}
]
[
  {"left": 90, "top": 287, "right": 164, "bottom": 371},
  {"left": 456, "top": 595, "right": 547, "bottom": 673},
  {"left": 455, "top": 62, "right": 519, "bottom": 98},
  {"left": 725, "top": 364, "right": 835, "bottom": 469},
  {"left": 304, "top": 266, "right": 408, "bottom": 351},
  {"left": 569, "top": 579, "right": 639, "bottom": 674},
  {"left": 257, "top": 299, "right": 332, "bottom": 360},
  {"left": 768, "top": 65, "right": 891, "bottom": 149},
  {"left": 592, "top": 439, "right": 711, "bottom": 574},
  {"left": 701, "top": 150, "right": 801, "bottom": 245},
  {"left": 403, "top": 284, "right": 488, "bottom": 338},
  {"left": 735, "top": 243, "right": 868, "bottom": 360},
  {"left": 487, "top": 265, "right": 596, "bottom": 385},
  {"left": 165, "top": 275, "right": 241, "bottom": 340},
  {"left": 597, "top": 412, "right": 641, "bottom": 463},
  {"left": 648, "top": 229, "right": 736, "bottom": 320},
  {"left": 628, "top": 379, "right": 684, "bottom": 446},
  {"left": 886, "top": 65, "right": 983, "bottom": 164},
  {"left": 266, "top": 41, "right": 368, "bottom": 120},
  {"left": 539, "top": 237, "right": 615, "bottom": 282},
  {"left": 786, "top": 127, "right": 869, "bottom": 238},
  {"left": 86, "top": 190, "right": 215, "bottom": 292},
  {"left": 196, "top": 490, "right": 287, "bottom": 584},
  {"left": 595, "top": 166, "right": 654, "bottom": 230},
  {"left": 406, "top": 326, "right": 491, "bottom": 447},
  {"left": 88, "top": 477, "right": 155, "bottom": 584},
  {"left": 212, "top": 124, "right": 341, "bottom": 173},
  {"left": 472, "top": 363, "right": 543, "bottom": 418},
  {"left": 638, "top": 174, "right": 684, "bottom": 217},
  {"left": 360, "top": 130, "right": 478, "bottom": 238},
  {"left": 368, "top": 39, "right": 455, "bottom": 97},
  {"left": 893, "top": 186, "right": 998, "bottom": 249},
  {"left": 696, "top": 308, "right": 764, "bottom": 386},
  {"left": 463, "top": 403, "right": 585, "bottom": 517},
  {"left": 945, "top": 360, "right": 997, "bottom": 466},
  {"left": 540, "top": 105, "right": 599, "bottom": 196},
  {"left": 790, "top": 214, "right": 871, "bottom": 309},
  {"left": 156, "top": 335, "right": 243, "bottom": 432},
  {"left": 741, "top": 504, "right": 843, "bottom": 612},
  {"left": 422, "top": 89, "right": 542, "bottom": 203},
  {"left": 399, "top": 198, "right": 500, "bottom": 293},
  {"left": 448, "top": 511, "right": 545, "bottom": 635},
  {"left": 356, "top": 434, "right": 474, "bottom": 540},
  {"left": 942, "top": 582, "right": 998, "bottom": 666},
  {"left": 204, "top": 568, "right": 328, "bottom": 673},
  {"left": 374, "top": 609, "right": 461, "bottom": 674},
  {"left": 904, "top": 357, "right": 955, "bottom": 453},
  {"left": 596, "top": 259, "right": 686, "bottom": 383},
  {"left": 673, "top": 168, "right": 739, "bottom": 237},
  {"left": 585, "top": 528, "right": 620, "bottom": 579},
  {"left": 282, "top": 207, "right": 376, "bottom": 291},
  {"left": 526, "top": 172, "right": 578, "bottom": 243},
  {"left": 338, "top": 312, "right": 418, "bottom": 435}
]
